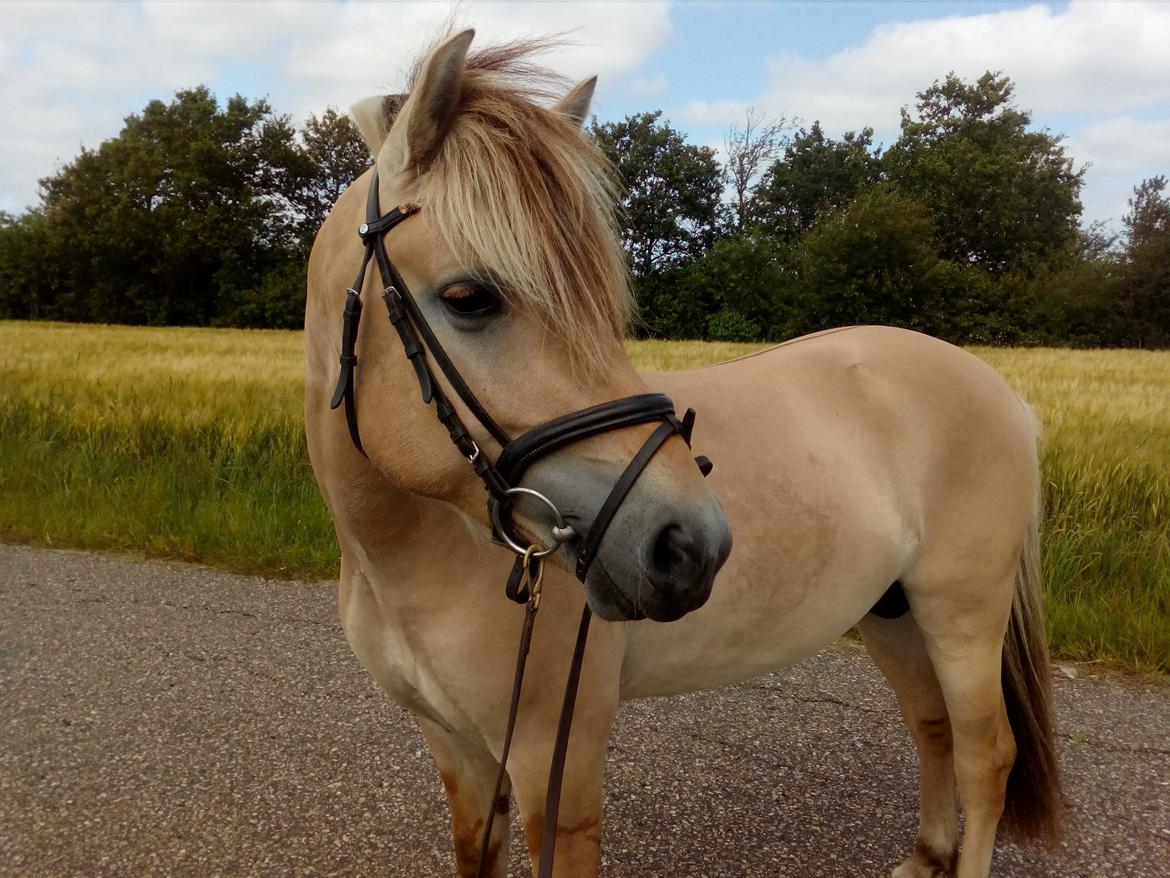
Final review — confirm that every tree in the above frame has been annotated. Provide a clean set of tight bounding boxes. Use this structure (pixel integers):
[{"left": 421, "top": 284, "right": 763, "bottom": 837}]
[
  {"left": 1125, "top": 176, "right": 1170, "bottom": 249},
  {"left": 723, "top": 107, "right": 789, "bottom": 232},
  {"left": 637, "top": 232, "right": 799, "bottom": 340},
  {"left": 26, "top": 87, "right": 303, "bottom": 326},
  {"left": 293, "top": 108, "right": 371, "bottom": 248},
  {"left": 752, "top": 122, "right": 881, "bottom": 241},
  {"left": 0, "top": 210, "right": 58, "bottom": 319},
  {"left": 797, "top": 184, "right": 996, "bottom": 341},
  {"left": 884, "top": 71, "right": 1084, "bottom": 275},
  {"left": 591, "top": 111, "right": 723, "bottom": 277},
  {"left": 1118, "top": 176, "right": 1170, "bottom": 346}
]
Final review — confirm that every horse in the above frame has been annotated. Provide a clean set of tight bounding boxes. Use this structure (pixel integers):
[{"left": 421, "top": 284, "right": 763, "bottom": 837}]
[{"left": 304, "top": 30, "right": 1061, "bottom": 878}]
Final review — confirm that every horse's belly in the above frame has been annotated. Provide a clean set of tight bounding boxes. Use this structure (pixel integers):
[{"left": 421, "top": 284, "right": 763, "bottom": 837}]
[{"left": 618, "top": 521, "right": 909, "bottom": 698}]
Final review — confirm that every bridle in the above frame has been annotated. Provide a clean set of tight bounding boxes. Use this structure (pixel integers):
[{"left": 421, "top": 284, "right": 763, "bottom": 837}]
[{"left": 330, "top": 170, "right": 712, "bottom": 877}]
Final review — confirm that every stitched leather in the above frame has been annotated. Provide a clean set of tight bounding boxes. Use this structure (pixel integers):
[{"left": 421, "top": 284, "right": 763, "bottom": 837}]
[{"left": 495, "top": 393, "right": 677, "bottom": 484}]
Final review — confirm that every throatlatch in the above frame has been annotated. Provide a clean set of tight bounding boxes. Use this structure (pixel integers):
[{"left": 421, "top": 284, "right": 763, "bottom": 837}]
[{"left": 332, "top": 171, "right": 714, "bottom": 878}]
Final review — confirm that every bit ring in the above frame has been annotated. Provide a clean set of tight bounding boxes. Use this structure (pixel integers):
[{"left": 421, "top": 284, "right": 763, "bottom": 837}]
[{"left": 492, "top": 487, "right": 577, "bottom": 558}]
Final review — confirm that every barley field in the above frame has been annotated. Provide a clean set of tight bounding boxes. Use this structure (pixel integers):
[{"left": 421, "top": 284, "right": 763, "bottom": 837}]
[{"left": 1, "top": 322, "right": 1167, "bottom": 675}]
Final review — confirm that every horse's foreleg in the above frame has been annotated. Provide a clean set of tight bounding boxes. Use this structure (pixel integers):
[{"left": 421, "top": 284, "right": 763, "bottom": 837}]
[
  {"left": 912, "top": 575, "right": 1017, "bottom": 878},
  {"left": 508, "top": 709, "right": 613, "bottom": 878},
  {"left": 417, "top": 717, "right": 512, "bottom": 878},
  {"left": 860, "top": 612, "right": 958, "bottom": 877}
]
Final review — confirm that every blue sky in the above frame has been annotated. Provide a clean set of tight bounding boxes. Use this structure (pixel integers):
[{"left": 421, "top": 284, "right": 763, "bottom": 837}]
[{"left": 4, "top": 1, "right": 1169, "bottom": 232}]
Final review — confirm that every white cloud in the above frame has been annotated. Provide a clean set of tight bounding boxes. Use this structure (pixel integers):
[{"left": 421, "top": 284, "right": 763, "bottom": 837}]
[
  {"left": 1067, "top": 115, "right": 1170, "bottom": 228},
  {"left": 677, "top": 98, "right": 748, "bottom": 127},
  {"left": 671, "top": 1, "right": 1170, "bottom": 228},
  {"left": 0, "top": 1, "right": 673, "bottom": 213},
  {"left": 626, "top": 72, "right": 670, "bottom": 98},
  {"left": 740, "top": 1, "right": 1170, "bottom": 142}
]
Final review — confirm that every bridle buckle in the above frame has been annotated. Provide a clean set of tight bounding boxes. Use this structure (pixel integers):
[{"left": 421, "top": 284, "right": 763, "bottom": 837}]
[{"left": 465, "top": 440, "right": 481, "bottom": 465}]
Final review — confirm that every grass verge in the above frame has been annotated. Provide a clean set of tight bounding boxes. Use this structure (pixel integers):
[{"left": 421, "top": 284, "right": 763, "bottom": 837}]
[{"left": 2, "top": 322, "right": 1166, "bottom": 675}]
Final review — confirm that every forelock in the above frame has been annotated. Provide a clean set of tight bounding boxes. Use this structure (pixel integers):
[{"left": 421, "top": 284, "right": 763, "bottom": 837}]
[{"left": 409, "top": 40, "right": 631, "bottom": 375}]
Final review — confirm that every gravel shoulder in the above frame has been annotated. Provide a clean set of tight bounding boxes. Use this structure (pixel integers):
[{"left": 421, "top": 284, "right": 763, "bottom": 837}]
[{"left": 2, "top": 544, "right": 1168, "bottom": 877}]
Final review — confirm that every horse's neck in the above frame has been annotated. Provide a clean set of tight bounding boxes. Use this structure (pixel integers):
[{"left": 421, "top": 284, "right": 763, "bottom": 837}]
[{"left": 328, "top": 465, "right": 495, "bottom": 580}]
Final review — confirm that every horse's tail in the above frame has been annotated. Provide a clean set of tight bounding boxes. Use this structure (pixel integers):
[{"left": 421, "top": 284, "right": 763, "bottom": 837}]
[{"left": 1000, "top": 487, "right": 1063, "bottom": 841}]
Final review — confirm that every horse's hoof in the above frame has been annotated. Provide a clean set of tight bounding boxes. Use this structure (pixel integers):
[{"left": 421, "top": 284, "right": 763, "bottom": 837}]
[
  {"left": 891, "top": 842, "right": 957, "bottom": 878},
  {"left": 892, "top": 862, "right": 948, "bottom": 878}
]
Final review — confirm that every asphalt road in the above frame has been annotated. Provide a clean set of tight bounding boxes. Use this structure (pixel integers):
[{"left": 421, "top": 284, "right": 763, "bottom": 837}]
[{"left": 2, "top": 544, "right": 1168, "bottom": 877}]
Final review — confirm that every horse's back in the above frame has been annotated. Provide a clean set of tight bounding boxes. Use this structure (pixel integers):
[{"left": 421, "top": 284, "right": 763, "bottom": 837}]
[{"left": 652, "top": 325, "right": 1036, "bottom": 494}]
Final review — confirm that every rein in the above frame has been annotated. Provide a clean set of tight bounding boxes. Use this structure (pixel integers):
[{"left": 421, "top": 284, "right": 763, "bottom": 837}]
[{"left": 330, "top": 171, "right": 712, "bottom": 877}]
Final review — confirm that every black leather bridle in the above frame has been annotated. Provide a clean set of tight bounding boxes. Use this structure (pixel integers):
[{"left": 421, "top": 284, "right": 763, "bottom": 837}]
[
  {"left": 331, "top": 170, "right": 712, "bottom": 588},
  {"left": 329, "top": 171, "right": 712, "bottom": 877}
]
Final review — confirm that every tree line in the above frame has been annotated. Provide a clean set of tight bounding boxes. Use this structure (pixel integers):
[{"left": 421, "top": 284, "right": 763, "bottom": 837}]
[
  {"left": 593, "top": 72, "right": 1168, "bottom": 348},
  {"left": 0, "top": 87, "right": 369, "bottom": 329},
  {"left": 1, "top": 73, "right": 1167, "bottom": 347}
]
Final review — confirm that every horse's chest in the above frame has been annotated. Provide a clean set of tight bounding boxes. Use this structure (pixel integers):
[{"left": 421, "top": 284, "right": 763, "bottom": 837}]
[{"left": 340, "top": 576, "right": 454, "bottom": 727}]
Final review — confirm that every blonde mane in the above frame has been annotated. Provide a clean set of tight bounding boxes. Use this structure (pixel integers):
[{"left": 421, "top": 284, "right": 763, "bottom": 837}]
[{"left": 411, "top": 42, "right": 632, "bottom": 374}]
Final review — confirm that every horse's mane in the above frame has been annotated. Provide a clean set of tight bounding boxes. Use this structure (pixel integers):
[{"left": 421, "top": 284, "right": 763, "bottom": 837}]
[{"left": 410, "top": 40, "right": 631, "bottom": 375}]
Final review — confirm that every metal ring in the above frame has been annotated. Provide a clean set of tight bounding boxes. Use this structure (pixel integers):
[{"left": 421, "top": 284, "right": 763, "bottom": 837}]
[{"left": 491, "top": 487, "right": 570, "bottom": 558}]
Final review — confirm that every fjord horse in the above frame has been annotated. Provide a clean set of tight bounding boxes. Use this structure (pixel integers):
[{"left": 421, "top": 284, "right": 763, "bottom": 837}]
[{"left": 304, "top": 30, "right": 1060, "bottom": 878}]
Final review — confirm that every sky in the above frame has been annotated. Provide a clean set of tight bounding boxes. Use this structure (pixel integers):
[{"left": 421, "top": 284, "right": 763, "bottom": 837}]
[{"left": 3, "top": 1, "right": 1169, "bottom": 233}]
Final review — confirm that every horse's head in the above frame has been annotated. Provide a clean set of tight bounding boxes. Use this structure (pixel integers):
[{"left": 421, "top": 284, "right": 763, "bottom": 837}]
[{"left": 329, "top": 29, "right": 730, "bottom": 622}]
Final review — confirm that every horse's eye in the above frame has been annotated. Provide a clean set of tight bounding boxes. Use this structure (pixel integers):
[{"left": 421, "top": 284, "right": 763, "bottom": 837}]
[{"left": 440, "top": 284, "right": 502, "bottom": 318}]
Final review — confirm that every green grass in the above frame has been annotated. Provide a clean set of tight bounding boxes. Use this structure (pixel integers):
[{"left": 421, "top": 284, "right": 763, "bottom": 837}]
[{"left": 2, "top": 322, "right": 1167, "bottom": 675}]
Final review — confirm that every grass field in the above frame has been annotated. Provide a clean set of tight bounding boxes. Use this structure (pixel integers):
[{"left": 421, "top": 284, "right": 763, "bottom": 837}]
[{"left": 2, "top": 321, "right": 1167, "bottom": 676}]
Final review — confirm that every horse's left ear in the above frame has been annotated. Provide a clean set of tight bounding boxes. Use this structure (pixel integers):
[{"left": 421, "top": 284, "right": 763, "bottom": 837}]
[
  {"left": 350, "top": 94, "right": 408, "bottom": 157},
  {"left": 555, "top": 76, "right": 597, "bottom": 128},
  {"left": 401, "top": 28, "right": 475, "bottom": 171}
]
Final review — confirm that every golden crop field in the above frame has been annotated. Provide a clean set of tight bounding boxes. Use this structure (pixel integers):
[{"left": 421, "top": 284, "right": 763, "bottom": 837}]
[{"left": 2, "top": 322, "right": 1167, "bottom": 675}]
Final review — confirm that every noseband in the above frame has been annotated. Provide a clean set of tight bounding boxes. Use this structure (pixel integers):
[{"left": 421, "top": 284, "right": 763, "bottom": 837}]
[{"left": 330, "top": 171, "right": 713, "bottom": 877}]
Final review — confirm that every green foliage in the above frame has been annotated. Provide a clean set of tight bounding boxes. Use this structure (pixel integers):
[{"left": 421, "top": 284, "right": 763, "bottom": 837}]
[
  {"left": 797, "top": 184, "right": 981, "bottom": 339},
  {"left": 706, "top": 308, "right": 761, "bottom": 343},
  {"left": 0, "top": 87, "right": 368, "bottom": 330},
  {"left": 591, "top": 111, "right": 724, "bottom": 276},
  {"left": 36, "top": 87, "right": 301, "bottom": 325},
  {"left": 1015, "top": 256, "right": 1124, "bottom": 348},
  {"left": 884, "top": 71, "right": 1084, "bottom": 275},
  {"left": 753, "top": 123, "right": 881, "bottom": 241},
  {"left": 293, "top": 108, "right": 372, "bottom": 249},
  {"left": 1118, "top": 176, "right": 1170, "bottom": 347},
  {"left": 0, "top": 210, "right": 55, "bottom": 319},
  {"left": 215, "top": 259, "right": 308, "bottom": 330},
  {"left": 634, "top": 232, "right": 798, "bottom": 341},
  {"left": 0, "top": 74, "right": 1165, "bottom": 349}
]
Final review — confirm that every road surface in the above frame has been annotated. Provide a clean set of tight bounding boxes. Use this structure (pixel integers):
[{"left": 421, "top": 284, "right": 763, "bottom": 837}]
[{"left": 2, "top": 545, "right": 1167, "bottom": 876}]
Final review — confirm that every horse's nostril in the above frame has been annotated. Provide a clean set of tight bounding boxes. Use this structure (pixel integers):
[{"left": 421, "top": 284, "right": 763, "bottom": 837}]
[{"left": 651, "top": 523, "right": 695, "bottom": 582}]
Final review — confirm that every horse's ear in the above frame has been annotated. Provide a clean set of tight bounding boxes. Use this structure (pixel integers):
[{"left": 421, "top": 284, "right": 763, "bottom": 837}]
[
  {"left": 402, "top": 28, "right": 475, "bottom": 171},
  {"left": 350, "top": 94, "right": 408, "bottom": 157},
  {"left": 555, "top": 76, "right": 597, "bottom": 128}
]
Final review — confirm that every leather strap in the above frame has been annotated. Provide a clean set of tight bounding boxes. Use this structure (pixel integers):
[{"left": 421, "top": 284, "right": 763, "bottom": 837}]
[
  {"left": 575, "top": 419, "right": 680, "bottom": 581},
  {"left": 329, "top": 247, "right": 377, "bottom": 456},
  {"left": 476, "top": 597, "right": 540, "bottom": 877},
  {"left": 537, "top": 606, "right": 593, "bottom": 878},
  {"left": 495, "top": 393, "right": 677, "bottom": 485},
  {"left": 365, "top": 173, "right": 512, "bottom": 450}
]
